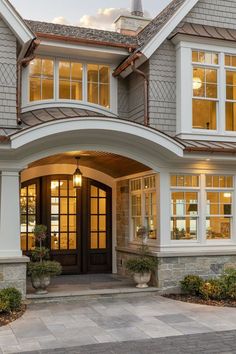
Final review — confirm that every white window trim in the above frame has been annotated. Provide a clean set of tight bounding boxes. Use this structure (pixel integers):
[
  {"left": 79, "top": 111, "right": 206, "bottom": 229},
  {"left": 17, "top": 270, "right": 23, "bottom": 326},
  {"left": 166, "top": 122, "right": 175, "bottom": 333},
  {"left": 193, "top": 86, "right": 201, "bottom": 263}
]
[
  {"left": 22, "top": 56, "right": 118, "bottom": 116},
  {"left": 176, "top": 40, "right": 236, "bottom": 141},
  {"left": 129, "top": 174, "right": 158, "bottom": 247}
]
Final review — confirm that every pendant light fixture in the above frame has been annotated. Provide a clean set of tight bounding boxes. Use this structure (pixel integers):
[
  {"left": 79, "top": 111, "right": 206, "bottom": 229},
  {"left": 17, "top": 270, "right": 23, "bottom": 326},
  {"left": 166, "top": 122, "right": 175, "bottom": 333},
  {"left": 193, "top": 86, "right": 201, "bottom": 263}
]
[{"left": 73, "top": 157, "right": 83, "bottom": 188}]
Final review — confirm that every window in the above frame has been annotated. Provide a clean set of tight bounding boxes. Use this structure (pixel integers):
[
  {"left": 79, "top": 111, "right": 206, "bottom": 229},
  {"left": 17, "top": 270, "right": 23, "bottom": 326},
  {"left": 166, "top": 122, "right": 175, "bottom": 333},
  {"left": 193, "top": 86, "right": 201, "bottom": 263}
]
[
  {"left": 20, "top": 183, "right": 38, "bottom": 251},
  {"left": 59, "top": 61, "right": 83, "bottom": 100},
  {"left": 206, "top": 175, "right": 233, "bottom": 240},
  {"left": 225, "top": 56, "right": 236, "bottom": 131},
  {"left": 171, "top": 175, "right": 199, "bottom": 240},
  {"left": 87, "top": 64, "right": 110, "bottom": 108},
  {"left": 130, "top": 175, "right": 157, "bottom": 241},
  {"left": 28, "top": 58, "right": 111, "bottom": 109},
  {"left": 29, "top": 58, "right": 54, "bottom": 101},
  {"left": 192, "top": 51, "right": 218, "bottom": 130},
  {"left": 90, "top": 185, "right": 107, "bottom": 250}
]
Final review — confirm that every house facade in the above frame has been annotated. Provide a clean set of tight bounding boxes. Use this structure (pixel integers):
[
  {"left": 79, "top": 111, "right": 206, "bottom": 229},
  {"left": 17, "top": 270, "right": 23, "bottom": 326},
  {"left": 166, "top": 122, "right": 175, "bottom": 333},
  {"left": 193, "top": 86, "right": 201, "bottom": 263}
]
[{"left": 1, "top": 0, "right": 236, "bottom": 295}]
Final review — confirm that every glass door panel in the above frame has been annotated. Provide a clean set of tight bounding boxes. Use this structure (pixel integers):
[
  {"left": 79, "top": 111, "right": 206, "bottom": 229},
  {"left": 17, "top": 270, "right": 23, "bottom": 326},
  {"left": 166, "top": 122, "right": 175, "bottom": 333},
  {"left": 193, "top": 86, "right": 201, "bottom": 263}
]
[{"left": 90, "top": 187, "right": 107, "bottom": 249}]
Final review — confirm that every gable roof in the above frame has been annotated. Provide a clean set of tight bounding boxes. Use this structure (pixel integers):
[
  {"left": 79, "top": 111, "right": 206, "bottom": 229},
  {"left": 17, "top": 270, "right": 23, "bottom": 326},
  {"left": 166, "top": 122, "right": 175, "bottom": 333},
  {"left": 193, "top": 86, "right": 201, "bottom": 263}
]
[
  {"left": 26, "top": 20, "right": 138, "bottom": 49},
  {"left": 0, "top": 0, "right": 35, "bottom": 55}
]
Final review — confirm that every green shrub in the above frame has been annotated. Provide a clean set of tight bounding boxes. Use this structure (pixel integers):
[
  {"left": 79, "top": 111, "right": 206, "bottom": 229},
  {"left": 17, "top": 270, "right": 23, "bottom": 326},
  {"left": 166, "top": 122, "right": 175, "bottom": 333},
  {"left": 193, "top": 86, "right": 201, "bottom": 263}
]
[
  {"left": 199, "top": 279, "right": 224, "bottom": 300},
  {"left": 126, "top": 257, "right": 158, "bottom": 274},
  {"left": 0, "top": 288, "right": 22, "bottom": 313},
  {"left": 28, "top": 261, "right": 62, "bottom": 278},
  {"left": 180, "top": 275, "right": 203, "bottom": 296}
]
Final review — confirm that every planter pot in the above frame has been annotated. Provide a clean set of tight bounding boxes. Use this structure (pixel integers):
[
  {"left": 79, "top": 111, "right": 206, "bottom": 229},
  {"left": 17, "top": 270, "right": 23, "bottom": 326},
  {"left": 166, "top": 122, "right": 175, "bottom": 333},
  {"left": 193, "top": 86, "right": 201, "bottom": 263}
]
[
  {"left": 133, "top": 272, "right": 151, "bottom": 288},
  {"left": 31, "top": 275, "right": 51, "bottom": 295}
]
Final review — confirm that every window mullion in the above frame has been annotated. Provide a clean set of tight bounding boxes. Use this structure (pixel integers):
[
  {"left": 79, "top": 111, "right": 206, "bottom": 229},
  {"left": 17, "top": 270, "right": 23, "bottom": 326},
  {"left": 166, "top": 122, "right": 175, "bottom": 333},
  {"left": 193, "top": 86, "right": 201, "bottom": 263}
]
[{"left": 219, "top": 52, "right": 225, "bottom": 134}]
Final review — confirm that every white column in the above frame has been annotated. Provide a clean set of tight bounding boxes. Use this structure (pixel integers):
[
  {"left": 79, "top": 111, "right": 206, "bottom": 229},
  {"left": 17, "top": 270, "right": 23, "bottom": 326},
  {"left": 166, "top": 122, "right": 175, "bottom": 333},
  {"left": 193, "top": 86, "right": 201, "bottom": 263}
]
[
  {"left": 159, "top": 169, "right": 171, "bottom": 249},
  {"left": 0, "top": 171, "right": 22, "bottom": 257}
]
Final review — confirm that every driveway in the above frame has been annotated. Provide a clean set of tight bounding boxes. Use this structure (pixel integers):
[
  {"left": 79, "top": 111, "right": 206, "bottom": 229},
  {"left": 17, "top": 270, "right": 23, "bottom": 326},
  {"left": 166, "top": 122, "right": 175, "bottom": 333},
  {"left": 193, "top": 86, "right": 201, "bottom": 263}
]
[{"left": 1, "top": 294, "right": 236, "bottom": 353}]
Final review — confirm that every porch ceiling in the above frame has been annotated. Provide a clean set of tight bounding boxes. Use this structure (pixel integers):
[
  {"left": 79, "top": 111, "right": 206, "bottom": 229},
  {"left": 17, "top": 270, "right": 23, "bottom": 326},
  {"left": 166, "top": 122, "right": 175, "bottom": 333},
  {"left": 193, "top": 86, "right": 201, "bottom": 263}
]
[{"left": 29, "top": 151, "right": 150, "bottom": 178}]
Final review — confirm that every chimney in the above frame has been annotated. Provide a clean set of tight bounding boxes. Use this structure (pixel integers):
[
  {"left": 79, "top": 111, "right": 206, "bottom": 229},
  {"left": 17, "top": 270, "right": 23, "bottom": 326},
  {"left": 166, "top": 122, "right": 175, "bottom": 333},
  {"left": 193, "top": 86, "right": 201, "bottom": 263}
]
[{"left": 114, "top": 0, "right": 151, "bottom": 36}]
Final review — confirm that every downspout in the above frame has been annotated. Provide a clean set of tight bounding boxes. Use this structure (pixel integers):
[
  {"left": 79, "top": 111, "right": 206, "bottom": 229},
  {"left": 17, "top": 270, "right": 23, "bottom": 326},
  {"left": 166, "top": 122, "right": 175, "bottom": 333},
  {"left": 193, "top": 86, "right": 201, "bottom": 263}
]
[{"left": 131, "top": 61, "right": 149, "bottom": 126}]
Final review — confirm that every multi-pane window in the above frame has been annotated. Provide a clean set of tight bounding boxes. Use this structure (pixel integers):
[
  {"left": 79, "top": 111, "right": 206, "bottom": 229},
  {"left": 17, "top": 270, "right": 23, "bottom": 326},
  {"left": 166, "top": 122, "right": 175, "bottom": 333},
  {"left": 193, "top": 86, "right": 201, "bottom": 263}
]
[
  {"left": 87, "top": 64, "right": 110, "bottom": 108},
  {"left": 90, "top": 185, "right": 107, "bottom": 250},
  {"left": 28, "top": 58, "right": 111, "bottom": 109},
  {"left": 59, "top": 61, "right": 83, "bottom": 100},
  {"left": 206, "top": 175, "right": 233, "bottom": 240},
  {"left": 225, "top": 56, "right": 236, "bottom": 131},
  {"left": 29, "top": 58, "right": 54, "bottom": 101},
  {"left": 171, "top": 175, "right": 199, "bottom": 240},
  {"left": 130, "top": 175, "right": 157, "bottom": 241},
  {"left": 50, "top": 179, "right": 77, "bottom": 251},
  {"left": 20, "top": 184, "right": 37, "bottom": 251},
  {"left": 192, "top": 51, "right": 218, "bottom": 130}
]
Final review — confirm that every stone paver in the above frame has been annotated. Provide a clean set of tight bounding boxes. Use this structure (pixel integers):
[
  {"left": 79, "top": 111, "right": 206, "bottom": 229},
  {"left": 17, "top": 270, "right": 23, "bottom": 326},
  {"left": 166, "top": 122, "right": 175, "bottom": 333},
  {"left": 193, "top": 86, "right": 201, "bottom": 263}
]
[
  {"left": 19, "top": 331, "right": 236, "bottom": 353},
  {"left": 1, "top": 294, "right": 236, "bottom": 353}
]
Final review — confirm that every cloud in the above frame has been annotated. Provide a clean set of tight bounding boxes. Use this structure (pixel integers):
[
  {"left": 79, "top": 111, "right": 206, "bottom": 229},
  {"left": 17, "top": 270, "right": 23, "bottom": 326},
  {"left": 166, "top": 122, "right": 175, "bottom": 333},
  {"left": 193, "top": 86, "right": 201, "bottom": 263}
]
[
  {"left": 52, "top": 16, "right": 70, "bottom": 25},
  {"left": 79, "top": 7, "right": 150, "bottom": 31}
]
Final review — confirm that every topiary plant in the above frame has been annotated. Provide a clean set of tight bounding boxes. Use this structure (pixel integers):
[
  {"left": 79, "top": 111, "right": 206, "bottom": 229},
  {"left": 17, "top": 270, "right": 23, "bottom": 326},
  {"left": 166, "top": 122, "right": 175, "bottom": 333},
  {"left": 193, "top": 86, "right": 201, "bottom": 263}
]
[
  {"left": 180, "top": 275, "right": 203, "bottom": 296},
  {"left": 28, "top": 261, "right": 62, "bottom": 278}
]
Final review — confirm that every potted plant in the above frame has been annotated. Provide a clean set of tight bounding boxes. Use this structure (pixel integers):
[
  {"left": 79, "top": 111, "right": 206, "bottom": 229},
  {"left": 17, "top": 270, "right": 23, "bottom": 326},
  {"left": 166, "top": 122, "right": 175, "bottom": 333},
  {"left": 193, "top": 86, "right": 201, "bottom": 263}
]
[
  {"left": 28, "top": 225, "right": 62, "bottom": 295},
  {"left": 125, "top": 226, "right": 158, "bottom": 288}
]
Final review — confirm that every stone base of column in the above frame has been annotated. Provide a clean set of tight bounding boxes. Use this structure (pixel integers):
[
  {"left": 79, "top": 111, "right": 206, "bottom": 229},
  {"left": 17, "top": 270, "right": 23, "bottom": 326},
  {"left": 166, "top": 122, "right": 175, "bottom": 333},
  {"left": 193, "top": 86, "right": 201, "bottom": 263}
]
[{"left": 0, "top": 256, "right": 29, "bottom": 299}]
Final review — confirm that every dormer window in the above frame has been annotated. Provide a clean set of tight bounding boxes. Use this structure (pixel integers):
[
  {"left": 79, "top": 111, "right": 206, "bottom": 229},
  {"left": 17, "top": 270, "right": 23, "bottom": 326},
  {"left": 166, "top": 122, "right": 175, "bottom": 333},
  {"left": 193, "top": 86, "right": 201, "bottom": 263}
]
[{"left": 25, "top": 57, "right": 112, "bottom": 111}]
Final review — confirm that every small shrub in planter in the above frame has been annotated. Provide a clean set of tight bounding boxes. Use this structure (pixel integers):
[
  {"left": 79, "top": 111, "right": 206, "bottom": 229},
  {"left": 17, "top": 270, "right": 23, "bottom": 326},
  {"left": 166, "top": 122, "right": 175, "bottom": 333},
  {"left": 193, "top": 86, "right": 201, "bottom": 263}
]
[
  {"left": 126, "top": 257, "right": 158, "bottom": 275},
  {"left": 28, "top": 261, "right": 62, "bottom": 278},
  {"left": 180, "top": 275, "right": 203, "bottom": 296},
  {"left": 0, "top": 288, "right": 22, "bottom": 313},
  {"left": 199, "top": 279, "right": 224, "bottom": 300}
]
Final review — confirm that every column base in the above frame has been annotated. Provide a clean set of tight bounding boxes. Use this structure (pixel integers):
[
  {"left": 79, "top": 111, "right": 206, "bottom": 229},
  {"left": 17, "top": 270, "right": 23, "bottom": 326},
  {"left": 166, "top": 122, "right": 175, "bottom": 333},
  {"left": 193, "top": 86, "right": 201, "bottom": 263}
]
[{"left": 0, "top": 256, "right": 29, "bottom": 298}]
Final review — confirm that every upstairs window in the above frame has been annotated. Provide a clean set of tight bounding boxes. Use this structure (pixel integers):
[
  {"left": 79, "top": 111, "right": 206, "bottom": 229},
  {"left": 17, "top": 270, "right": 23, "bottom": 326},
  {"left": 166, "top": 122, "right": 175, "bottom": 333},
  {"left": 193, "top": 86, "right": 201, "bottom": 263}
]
[
  {"left": 59, "top": 61, "right": 83, "bottom": 100},
  {"left": 225, "top": 55, "right": 236, "bottom": 131},
  {"left": 87, "top": 64, "right": 110, "bottom": 108},
  {"left": 29, "top": 58, "right": 54, "bottom": 101},
  {"left": 192, "top": 51, "right": 218, "bottom": 130}
]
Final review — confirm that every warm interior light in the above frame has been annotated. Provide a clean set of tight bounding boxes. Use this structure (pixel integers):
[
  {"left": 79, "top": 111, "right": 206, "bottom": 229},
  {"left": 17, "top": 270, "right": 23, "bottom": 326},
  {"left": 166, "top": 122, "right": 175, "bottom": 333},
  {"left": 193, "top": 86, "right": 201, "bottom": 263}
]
[
  {"left": 73, "top": 157, "right": 83, "bottom": 188},
  {"left": 193, "top": 77, "right": 202, "bottom": 90},
  {"left": 224, "top": 193, "right": 231, "bottom": 198},
  {"left": 51, "top": 181, "right": 63, "bottom": 190}
]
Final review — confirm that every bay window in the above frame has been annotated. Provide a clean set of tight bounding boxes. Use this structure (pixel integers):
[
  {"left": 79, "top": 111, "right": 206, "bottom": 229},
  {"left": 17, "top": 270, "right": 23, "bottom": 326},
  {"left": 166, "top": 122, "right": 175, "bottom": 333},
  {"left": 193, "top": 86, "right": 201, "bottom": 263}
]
[
  {"left": 206, "top": 175, "right": 233, "bottom": 240},
  {"left": 171, "top": 175, "right": 199, "bottom": 240},
  {"left": 27, "top": 58, "right": 111, "bottom": 109},
  {"left": 130, "top": 175, "right": 157, "bottom": 241},
  {"left": 192, "top": 51, "right": 218, "bottom": 130}
]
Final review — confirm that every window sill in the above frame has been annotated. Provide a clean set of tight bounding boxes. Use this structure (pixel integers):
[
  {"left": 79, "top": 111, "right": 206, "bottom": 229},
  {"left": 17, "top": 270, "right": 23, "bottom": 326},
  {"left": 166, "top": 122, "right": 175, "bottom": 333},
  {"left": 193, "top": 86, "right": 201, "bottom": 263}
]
[{"left": 177, "top": 132, "right": 236, "bottom": 142}]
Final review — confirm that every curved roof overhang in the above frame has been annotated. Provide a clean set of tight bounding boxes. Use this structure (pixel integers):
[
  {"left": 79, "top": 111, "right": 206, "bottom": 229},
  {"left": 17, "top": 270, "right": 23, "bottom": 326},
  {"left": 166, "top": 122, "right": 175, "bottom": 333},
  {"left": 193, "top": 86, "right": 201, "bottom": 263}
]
[{"left": 9, "top": 117, "right": 184, "bottom": 169}]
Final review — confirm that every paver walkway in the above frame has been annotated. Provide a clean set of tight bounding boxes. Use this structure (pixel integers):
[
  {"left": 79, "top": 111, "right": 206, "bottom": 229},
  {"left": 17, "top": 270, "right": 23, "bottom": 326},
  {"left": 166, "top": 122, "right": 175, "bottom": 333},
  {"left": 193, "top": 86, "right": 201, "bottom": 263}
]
[{"left": 1, "top": 294, "right": 236, "bottom": 353}]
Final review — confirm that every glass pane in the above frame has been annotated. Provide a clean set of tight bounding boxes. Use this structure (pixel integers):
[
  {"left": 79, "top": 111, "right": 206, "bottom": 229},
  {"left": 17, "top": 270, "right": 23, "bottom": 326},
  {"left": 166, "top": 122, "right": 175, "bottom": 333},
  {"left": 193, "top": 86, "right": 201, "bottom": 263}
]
[
  {"left": 51, "top": 232, "right": 59, "bottom": 250},
  {"left": 42, "top": 79, "right": 54, "bottom": 100},
  {"left": 192, "top": 99, "right": 216, "bottom": 130},
  {"left": 225, "top": 55, "right": 231, "bottom": 66},
  {"left": 99, "top": 199, "right": 106, "bottom": 214},
  {"left": 42, "top": 59, "right": 54, "bottom": 77},
  {"left": 71, "top": 63, "right": 83, "bottom": 80},
  {"left": 87, "top": 64, "right": 98, "bottom": 82},
  {"left": 206, "top": 69, "right": 217, "bottom": 83},
  {"left": 69, "top": 215, "right": 76, "bottom": 231},
  {"left": 21, "top": 187, "right": 27, "bottom": 197},
  {"left": 91, "top": 186, "right": 98, "bottom": 197},
  {"left": 99, "top": 84, "right": 110, "bottom": 108},
  {"left": 60, "top": 180, "right": 68, "bottom": 196},
  {"left": 20, "top": 197, "right": 27, "bottom": 214},
  {"left": 91, "top": 216, "right": 98, "bottom": 231},
  {"left": 226, "top": 71, "right": 236, "bottom": 85},
  {"left": 88, "top": 83, "right": 98, "bottom": 104},
  {"left": 51, "top": 215, "right": 59, "bottom": 232},
  {"left": 59, "top": 80, "right": 70, "bottom": 99},
  {"left": 28, "top": 215, "right": 36, "bottom": 232},
  {"left": 206, "top": 84, "right": 217, "bottom": 99},
  {"left": 69, "top": 181, "right": 76, "bottom": 196},
  {"left": 206, "top": 217, "right": 231, "bottom": 239},
  {"left": 59, "top": 61, "right": 70, "bottom": 80},
  {"left": 91, "top": 233, "right": 98, "bottom": 249},
  {"left": 51, "top": 181, "right": 59, "bottom": 196},
  {"left": 69, "top": 234, "right": 76, "bottom": 250},
  {"left": 30, "top": 77, "right": 41, "bottom": 101},
  {"left": 30, "top": 58, "right": 41, "bottom": 76},
  {"left": 171, "top": 217, "right": 197, "bottom": 240},
  {"left": 60, "top": 215, "right": 67, "bottom": 232},
  {"left": 60, "top": 198, "right": 68, "bottom": 214},
  {"left": 21, "top": 234, "right": 27, "bottom": 251},
  {"left": 99, "top": 216, "right": 106, "bottom": 231},
  {"left": 28, "top": 233, "right": 36, "bottom": 250},
  {"left": 69, "top": 198, "right": 76, "bottom": 214},
  {"left": 226, "top": 102, "right": 236, "bottom": 131},
  {"left": 51, "top": 198, "right": 59, "bottom": 214},
  {"left": 99, "top": 189, "right": 106, "bottom": 198},
  {"left": 28, "top": 184, "right": 36, "bottom": 196},
  {"left": 192, "top": 51, "right": 198, "bottom": 62},
  {"left": 99, "top": 66, "right": 110, "bottom": 83},
  {"left": 28, "top": 197, "right": 36, "bottom": 214},
  {"left": 91, "top": 198, "right": 98, "bottom": 214},
  {"left": 71, "top": 81, "right": 82, "bottom": 100},
  {"left": 60, "top": 233, "right": 68, "bottom": 250},
  {"left": 99, "top": 233, "right": 106, "bottom": 249}
]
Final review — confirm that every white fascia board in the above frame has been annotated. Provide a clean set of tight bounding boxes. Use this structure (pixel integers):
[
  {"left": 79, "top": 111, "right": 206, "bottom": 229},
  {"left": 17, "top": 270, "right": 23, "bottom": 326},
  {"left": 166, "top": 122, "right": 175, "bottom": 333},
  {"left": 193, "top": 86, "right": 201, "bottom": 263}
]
[
  {"left": 0, "top": 0, "right": 34, "bottom": 44},
  {"left": 141, "top": 0, "right": 199, "bottom": 59}
]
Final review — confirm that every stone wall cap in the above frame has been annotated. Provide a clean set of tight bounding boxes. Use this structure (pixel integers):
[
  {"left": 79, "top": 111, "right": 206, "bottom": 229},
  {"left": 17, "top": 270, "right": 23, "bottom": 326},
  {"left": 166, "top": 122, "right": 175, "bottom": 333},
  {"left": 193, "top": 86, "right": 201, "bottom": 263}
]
[{"left": 0, "top": 256, "right": 30, "bottom": 264}]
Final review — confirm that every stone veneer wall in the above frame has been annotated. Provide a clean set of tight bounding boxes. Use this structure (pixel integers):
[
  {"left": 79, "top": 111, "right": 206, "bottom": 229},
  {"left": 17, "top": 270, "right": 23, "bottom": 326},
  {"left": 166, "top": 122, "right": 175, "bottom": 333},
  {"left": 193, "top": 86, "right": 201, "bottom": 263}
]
[
  {"left": 0, "top": 258, "right": 29, "bottom": 298},
  {"left": 116, "top": 180, "right": 129, "bottom": 249}
]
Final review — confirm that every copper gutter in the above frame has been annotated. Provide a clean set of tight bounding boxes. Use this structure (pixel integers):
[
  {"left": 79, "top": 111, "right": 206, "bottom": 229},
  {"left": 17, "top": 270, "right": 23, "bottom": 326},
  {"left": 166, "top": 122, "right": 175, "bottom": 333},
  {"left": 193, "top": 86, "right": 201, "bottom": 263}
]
[
  {"left": 113, "top": 51, "right": 142, "bottom": 77},
  {"left": 36, "top": 32, "right": 137, "bottom": 50},
  {"left": 185, "top": 147, "right": 236, "bottom": 154},
  {"left": 131, "top": 61, "right": 149, "bottom": 126},
  {"left": 17, "top": 39, "right": 40, "bottom": 125}
]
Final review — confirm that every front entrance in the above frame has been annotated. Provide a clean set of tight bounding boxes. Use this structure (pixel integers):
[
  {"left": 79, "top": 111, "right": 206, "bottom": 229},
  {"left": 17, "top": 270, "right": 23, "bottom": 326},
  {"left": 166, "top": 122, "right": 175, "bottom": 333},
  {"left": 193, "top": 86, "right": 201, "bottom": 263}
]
[{"left": 20, "top": 175, "right": 112, "bottom": 274}]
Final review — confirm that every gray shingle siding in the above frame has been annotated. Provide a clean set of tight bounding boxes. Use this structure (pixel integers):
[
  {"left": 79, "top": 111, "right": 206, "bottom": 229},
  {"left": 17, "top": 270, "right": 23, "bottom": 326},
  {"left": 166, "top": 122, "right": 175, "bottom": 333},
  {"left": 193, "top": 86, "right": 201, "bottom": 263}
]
[
  {"left": 0, "top": 17, "right": 17, "bottom": 127},
  {"left": 148, "top": 40, "right": 176, "bottom": 135},
  {"left": 184, "top": 0, "right": 236, "bottom": 29}
]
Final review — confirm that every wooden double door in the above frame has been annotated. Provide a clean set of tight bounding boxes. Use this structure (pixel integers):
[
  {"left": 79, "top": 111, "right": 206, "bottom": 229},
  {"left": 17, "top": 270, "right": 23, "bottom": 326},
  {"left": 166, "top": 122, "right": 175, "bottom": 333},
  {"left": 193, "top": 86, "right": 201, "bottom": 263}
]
[{"left": 20, "top": 175, "right": 112, "bottom": 274}]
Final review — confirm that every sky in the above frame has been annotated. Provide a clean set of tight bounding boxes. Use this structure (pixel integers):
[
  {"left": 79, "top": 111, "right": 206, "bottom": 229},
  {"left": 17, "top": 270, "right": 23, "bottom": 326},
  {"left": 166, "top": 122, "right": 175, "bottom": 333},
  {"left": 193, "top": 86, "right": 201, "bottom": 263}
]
[{"left": 10, "top": 0, "right": 171, "bottom": 30}]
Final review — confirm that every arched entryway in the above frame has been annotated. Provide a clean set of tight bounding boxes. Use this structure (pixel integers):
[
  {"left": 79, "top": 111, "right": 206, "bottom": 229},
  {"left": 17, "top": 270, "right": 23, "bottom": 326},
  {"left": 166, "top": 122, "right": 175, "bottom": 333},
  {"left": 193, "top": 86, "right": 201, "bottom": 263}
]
[{"left": 21, "top": 175, "right": 112, "bottom": 274}]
